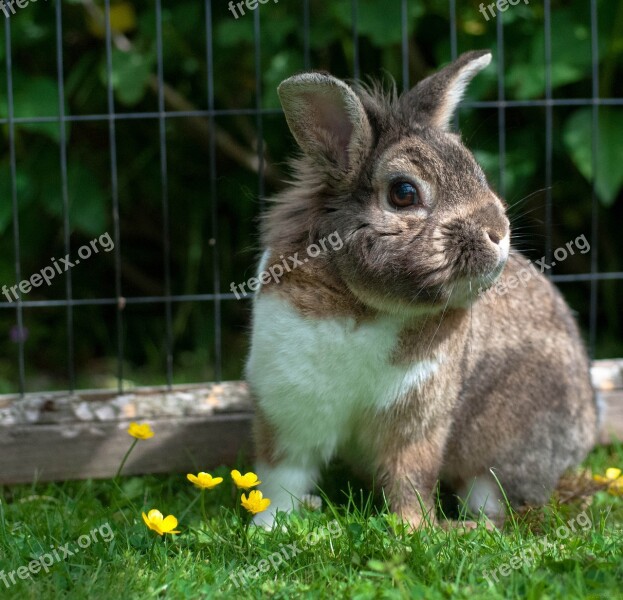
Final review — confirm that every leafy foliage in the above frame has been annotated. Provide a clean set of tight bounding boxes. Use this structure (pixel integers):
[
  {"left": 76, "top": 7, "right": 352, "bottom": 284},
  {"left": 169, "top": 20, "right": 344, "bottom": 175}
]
[{"left": 0, "top": 0, "right": 622, "bottom": 392}]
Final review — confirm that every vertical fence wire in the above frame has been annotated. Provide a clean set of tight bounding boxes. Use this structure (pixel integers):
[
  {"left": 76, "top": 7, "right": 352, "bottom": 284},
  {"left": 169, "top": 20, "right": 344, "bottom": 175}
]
[
  {"left": 496, "top": 9, "right": 506, "bottom": 198},
  {"left": 103, "top": 0, "right": 125, "bottom": 393},
  {"left": 303, "top": 0, "right": 311, "bottom": 72},
  {"left": 401, "top": 0, "right": 409, "bottom": 92},
  {"left": 589, "top": 0, "right": 600, "bottom": 357},
  {"left": 351, "top": 0, "right": 359, "bottom": 80},
  {"left": 3, "top": 18, "right": 25, "bottom": 396},
  {"left": 155, "top": 0, "right": 174, "bottom": 389},
  {"left": 449, "top": 0, "right": 458, "bottom": 130},
  {"left": 205, "top": 0, "right": 222, "bottom": 382},
  {"left": 253, "top": 8, "right": 265, "bottom": 204},
  {"left": 55, "top": 0, "right": 75, "bottom": 392},
  {"left": 544, "top": 0, "right": 553, "bottom": 269},
  {"left": 449, "top": 0, "right": 457, "bottom": 60}
]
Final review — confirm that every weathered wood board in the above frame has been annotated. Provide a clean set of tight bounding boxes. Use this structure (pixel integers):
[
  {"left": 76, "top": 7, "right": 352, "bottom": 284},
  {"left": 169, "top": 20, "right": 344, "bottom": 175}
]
[
  {"left": 0, "top": 383, "right": 254, "bottom": 484},
  {"left": 0, "top": 361, "right": 621, "bottom": 484}
]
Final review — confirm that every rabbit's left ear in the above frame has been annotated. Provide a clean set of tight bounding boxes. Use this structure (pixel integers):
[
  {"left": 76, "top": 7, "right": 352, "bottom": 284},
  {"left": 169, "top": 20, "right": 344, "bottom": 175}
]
[
  {"left": 278, "top": 73, "right": 372, "bottom": 174},
  {"left": 401, "top": 50, "right": 491, "bottom": 131}
]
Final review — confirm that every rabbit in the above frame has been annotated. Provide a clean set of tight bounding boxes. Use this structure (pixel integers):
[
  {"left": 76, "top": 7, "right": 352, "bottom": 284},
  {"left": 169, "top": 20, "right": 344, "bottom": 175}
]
[{"left": 245, "top": 50, "right": 598, "bottom": 529}]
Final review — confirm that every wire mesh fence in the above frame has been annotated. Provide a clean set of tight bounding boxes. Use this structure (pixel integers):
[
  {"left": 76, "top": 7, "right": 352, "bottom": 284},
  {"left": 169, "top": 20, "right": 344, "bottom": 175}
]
[{"left": 1, "top": 0, "right": 621, "bottom": 399}]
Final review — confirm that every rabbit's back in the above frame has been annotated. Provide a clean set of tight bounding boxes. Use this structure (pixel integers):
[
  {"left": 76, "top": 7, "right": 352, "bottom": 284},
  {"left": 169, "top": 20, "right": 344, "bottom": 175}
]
[{"left": 441, "top": 252, "right": 597, "bottom": 505}]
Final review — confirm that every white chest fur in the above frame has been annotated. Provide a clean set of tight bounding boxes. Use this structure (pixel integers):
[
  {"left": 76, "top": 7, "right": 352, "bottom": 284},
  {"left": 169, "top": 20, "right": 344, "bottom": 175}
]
[{"left": 246, "top": 292, "right": 441, "bottom": 464}]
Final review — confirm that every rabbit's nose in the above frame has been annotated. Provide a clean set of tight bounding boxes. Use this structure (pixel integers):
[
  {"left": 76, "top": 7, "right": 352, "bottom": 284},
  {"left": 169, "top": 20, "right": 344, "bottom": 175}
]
[
  {"left": 486, "top": 229, "right": 510, "bottom": 263},
  {"left": 487, "top": 231, "right": 501, "bottom": 245}
]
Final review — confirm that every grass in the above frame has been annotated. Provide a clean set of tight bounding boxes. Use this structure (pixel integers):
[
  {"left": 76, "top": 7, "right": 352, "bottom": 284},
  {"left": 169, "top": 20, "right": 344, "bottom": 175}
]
[{"left": 0, "top": 443, "right": 622, "bottom": 599}]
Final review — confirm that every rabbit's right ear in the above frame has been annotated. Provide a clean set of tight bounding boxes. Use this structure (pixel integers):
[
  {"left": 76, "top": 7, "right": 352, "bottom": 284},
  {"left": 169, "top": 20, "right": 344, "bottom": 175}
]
[
  {"left": 400, "top": 50, "right": 492, "bottom": 131},
  {"left": 278, "top": 73, "right": 372, "bottom": 175}
]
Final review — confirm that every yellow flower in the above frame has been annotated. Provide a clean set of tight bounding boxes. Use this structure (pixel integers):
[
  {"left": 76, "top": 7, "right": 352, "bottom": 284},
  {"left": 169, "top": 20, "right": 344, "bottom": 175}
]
[
  {"left": 610, "top": 479, "right": 623, "bottom": 495},
  {"left": 142, "top": 509, "right": 180, "bottom": 535},
  {"left": 231, "top": 469, "right": 261, "bottom": 490},
  {"left": 241, "top": 490, "right": 271, "bottom": 515},
  {"left": 187, "top": 472, "right": 224, "bottom": 490},
  {"left": 127, "top": 422, "right": 154, "bottom": 440},
  {"left": 87, "top": 2, "right": 137, "bottom": 38},
  {"left": 593, "top": 467, "right": 623, "bottom": 496}
]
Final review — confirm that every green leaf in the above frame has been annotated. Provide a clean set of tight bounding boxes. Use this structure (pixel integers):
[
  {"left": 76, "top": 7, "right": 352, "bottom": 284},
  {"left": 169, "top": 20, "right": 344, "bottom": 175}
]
[
  {"left": 44, "top": 161, "right": 109, "bottom": 237},
  {"left": 0, "top": 169, "right": 35, "bottom": 235},
  {"left": 563, "top": 108, "right": 623, "bottom": 206},
  {"left": 0, "top": 76, "right": 63, "bottom": 142},
  {"left": 331, "top": 0, "right": 423, "bottom": 45},
  {"left": 265, "top": 15, "right": 299, "bottom": 47},
  {"left": 106, "top": 48, "right": 155, "bottom": 106},
  {"left": 262, "top": 50, "right": 304, "bottom": 108},
  {"left": 506, "top": 9, "right": 594, "bottom": 99},
  {"left": 215, "top": 17, "right": 254, "bottom": 48}
]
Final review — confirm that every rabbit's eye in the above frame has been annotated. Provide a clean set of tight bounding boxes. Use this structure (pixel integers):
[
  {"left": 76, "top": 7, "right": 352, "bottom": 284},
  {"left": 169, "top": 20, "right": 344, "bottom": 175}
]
[{"left": 389, "top": 181, "right": 420, "bottom": 208}]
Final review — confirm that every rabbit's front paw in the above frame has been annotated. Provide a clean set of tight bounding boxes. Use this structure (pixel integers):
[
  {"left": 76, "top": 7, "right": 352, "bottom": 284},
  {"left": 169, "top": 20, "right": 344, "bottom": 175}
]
[{"left": 251, "top": 509, "right": 277, "bottom": 530}]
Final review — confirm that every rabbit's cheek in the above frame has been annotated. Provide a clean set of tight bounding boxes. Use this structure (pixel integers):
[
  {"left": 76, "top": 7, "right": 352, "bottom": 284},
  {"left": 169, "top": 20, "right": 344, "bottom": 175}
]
[{"left": 438, "top": 203, "right": 509, "bottom": 281}]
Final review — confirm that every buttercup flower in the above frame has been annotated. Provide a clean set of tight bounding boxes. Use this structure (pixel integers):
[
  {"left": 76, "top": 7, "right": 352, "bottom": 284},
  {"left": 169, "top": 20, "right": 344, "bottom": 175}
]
[
  {"left": 116, "top": 422, "right": 154, "bottom": 478},
  {"left": 593, "top": 467, "right": 623, "bottom": 496},
  {"left": 231, "top": 469, "right": 261, "bottom": 490},
  {"left": 241, "top": 490, "right": 271, "bottom": 515},
  {"left": 142, "top": 509, "right": 180, "bottom": 535},
  {"left": 128, "top": 422, "right": 154, "bottom": 440},
  {"left": 187, "top": 472, "right": 223, "bottom": 490}
]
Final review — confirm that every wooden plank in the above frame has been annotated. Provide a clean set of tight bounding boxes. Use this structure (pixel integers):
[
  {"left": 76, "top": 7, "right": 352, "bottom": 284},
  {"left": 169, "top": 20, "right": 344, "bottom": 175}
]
[
  {"left": 0, "top": 414, "right": 252, "bottom": 484},
  {"left": 599, "top": 390, "right": 623, "bottom": 444},
  {"left": 0, "top": 360, "right": 621, "bottom": 484},
  {"left": 0, "top": 382, "right": 253, "bottom": 484}
]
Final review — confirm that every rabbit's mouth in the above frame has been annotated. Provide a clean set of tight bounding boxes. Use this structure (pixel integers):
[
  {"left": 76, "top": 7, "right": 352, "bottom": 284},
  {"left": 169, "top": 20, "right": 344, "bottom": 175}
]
[
  {"left": 439, "top": 210, "right": 510, "bottom": 275},
  {"left": 414, "top": 234, "right": 511, "bottom": 309},
  {"left": 445, "top": 233, "right": 510, "bottom": 305},
  {"left": 406, "top": 261, "right": 509, "bottom": 310},
  {"left": 458, "top": 230, "right": 509, "bottom": 280},
  {"left": 446, "top": 267, "right": 508, "bottom": 307}
]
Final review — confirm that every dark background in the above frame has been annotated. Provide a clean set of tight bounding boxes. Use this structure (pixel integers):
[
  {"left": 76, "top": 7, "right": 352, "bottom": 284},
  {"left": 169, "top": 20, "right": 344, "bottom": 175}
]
[{"left": 0, "top": 0, "right": 621, "bottom": 394}]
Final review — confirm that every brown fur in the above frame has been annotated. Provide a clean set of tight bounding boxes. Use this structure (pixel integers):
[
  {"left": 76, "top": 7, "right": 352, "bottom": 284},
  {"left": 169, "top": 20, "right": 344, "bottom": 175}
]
[{"left": 248, "top": 51, "right": 598, "bottom": 528}]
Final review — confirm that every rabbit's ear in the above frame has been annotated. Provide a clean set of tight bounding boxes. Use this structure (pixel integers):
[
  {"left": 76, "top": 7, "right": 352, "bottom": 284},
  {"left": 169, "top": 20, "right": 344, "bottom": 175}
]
[
  {"left": 278, "top": 73, "right": 372, "bottom": 173},
  {"left": 402, "top": 50, "right": 492, "bottom": 131}
]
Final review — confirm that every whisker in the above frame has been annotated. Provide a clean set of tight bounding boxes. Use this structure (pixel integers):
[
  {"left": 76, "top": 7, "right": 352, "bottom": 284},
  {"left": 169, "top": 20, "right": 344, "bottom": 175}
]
[
  {"left": 507, "top": 186, "right": 552, "bottom": 208},
  {"left": 424, "top": 283, "right": 456, "bottom": 357}
]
